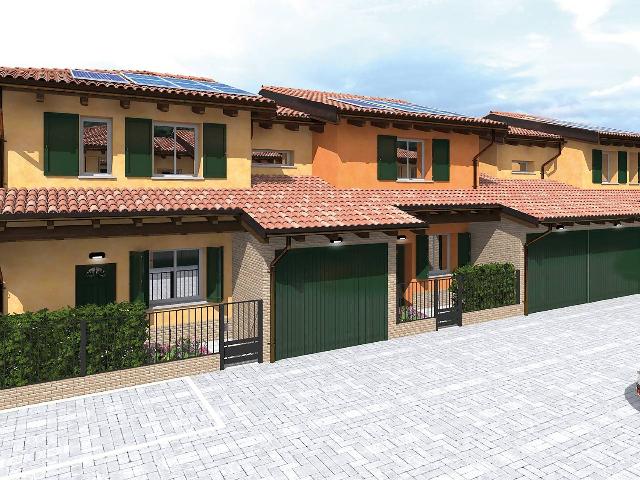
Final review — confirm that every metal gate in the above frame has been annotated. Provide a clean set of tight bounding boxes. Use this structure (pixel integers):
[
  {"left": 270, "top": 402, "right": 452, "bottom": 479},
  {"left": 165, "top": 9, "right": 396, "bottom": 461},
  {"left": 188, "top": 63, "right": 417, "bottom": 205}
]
[
  {"left": 218, "top": 299, "right": 263, "bottom": 369},
  {"left": 397, "top": 276, "right": 463, "bottom": 329}
]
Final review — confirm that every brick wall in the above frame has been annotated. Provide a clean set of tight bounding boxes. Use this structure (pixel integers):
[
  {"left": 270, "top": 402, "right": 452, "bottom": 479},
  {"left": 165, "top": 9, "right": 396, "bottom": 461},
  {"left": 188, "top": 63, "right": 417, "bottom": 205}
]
[
  {"left": 462, "top": 303, "right": 524, "bottom": 326},
  {"left": 469, "top": 217, "right": 540, "bottom": 305},
  {"left": 0, "top": 355, "right": 220, "bottom": 410}
]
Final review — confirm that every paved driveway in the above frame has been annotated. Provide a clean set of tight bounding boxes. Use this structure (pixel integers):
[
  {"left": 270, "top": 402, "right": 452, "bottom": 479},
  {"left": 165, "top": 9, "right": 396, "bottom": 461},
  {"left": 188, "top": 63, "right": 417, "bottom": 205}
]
[{"left": 2, "top": 296, "right": 640, "bottom": 479}]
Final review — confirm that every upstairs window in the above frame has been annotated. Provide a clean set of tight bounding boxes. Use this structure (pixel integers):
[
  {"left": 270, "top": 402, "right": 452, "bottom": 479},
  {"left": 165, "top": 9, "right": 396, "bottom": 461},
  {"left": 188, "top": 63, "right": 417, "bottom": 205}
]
[
  {"left": 252, "top": 149, "right": 293, "bottom": 167},
  {"left": 153, "top": 123, "right": 197, "bottom": 176},
  {"left": 602, "top": 151, "right": 615, "bottom": 183},
  {"left": 396, "top": 139, "right": 424, "bottom": 180},
  {"left": 149, "top": 249, "right": 201, "bottom": 305},
  {"left": 511, "top": 160, "right": 533, "bottom": 174},
  {"left": 80, "top": 118, "right": 112, "bottom": 176}
]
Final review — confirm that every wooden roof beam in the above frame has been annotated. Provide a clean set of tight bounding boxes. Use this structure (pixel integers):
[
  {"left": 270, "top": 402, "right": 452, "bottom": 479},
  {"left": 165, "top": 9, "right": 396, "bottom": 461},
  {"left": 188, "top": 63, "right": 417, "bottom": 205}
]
[
  {"left": 309, "top": 124, "right": 324, "bottom": 133},
  {"left": 80, "top": 96, "right": 89, "bottom": 106},
  {"left": 392, "top": 122, "right": 412, "bottom": 130},
  {"left": 191, "top": 105, "right": 205, "bottom": 115},
  {"left": 223, "top": 108, "right": 239, "bottom": 117},
  {"left": 258, "top": 121, "right": 273, "bottom": 129},
  {"left": 371, "top": 120, "right": 390, "bottom": 129},
  {"left": 119, "top": 99, "right": 131, "bottom": 109},
  {"left": 36, "top": 92, "right": 45, "bottom": 103},
  {"left": 354, "top": 232, "right": 370, "bottom": 238},
  {"left": 157, "top": 102, "right": 170, "bottom": 112},
  {"left": 347, "top": 119, "right": 365, "bottom": 127},
  {"left": 284, "top": 123, "right": 300, "bottom": 131}
]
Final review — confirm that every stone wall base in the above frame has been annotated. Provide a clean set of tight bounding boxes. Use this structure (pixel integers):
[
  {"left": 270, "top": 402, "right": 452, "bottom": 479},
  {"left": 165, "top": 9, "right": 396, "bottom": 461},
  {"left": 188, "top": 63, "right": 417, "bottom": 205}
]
[
  {"left": 0, "top": 355, "right": 220, "bottom": 410},
  {"left": 389, "top": 317, "right": 437, "bottom": 339},
  {"left": 462, "top": 303, "right": 524, "bottom": 326}
]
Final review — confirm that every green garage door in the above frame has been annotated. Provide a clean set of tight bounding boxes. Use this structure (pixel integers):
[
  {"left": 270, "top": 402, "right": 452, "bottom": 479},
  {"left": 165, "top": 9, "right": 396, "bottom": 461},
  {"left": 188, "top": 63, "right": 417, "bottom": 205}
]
[
  {"left": 275, "top": 243, "right": 388, "bottom": 360},
  {"left": 527, "top": 228, "right": 640, "bottom": 313}
]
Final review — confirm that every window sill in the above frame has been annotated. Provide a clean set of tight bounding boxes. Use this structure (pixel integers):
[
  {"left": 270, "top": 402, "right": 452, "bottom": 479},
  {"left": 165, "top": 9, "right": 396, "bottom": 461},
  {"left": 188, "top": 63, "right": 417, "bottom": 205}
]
[
  {"left": 151, "top": 175, "right": 205, "bottom": 181},
  {"left": 78, "top": 174, "right": 116, "bottom": 179},
  {"left": 252, "top": 164, "right": 296, "bottom": 169},
  {"left": 147, "top": 299, "right": 212, "bottom": 312},
  {"left": 396, "top": 179, "right": 433, "bottom": 183},
  {"left": 601, "top": 182, "right": 619, "bottom": 185},
  {"left": 511, "top": 171, "right": 537, "bottom": 175}
]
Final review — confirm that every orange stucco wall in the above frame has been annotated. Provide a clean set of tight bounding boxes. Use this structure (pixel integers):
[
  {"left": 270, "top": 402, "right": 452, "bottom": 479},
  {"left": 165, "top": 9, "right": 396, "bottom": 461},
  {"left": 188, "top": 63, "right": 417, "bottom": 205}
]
[{"left": 312, "top": 121, "right": 479, "bottom": 189}]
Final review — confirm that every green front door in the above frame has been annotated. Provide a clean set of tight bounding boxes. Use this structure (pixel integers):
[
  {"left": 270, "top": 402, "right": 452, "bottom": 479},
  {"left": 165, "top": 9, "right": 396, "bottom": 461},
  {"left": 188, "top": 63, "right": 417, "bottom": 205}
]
[
  {"left": 527, "top": 227, "right": 640, "bottom": 313},
  {"left": 75, "top": 263, "right": 117, "bottom": 306},
  {"left": 275, "top": 243, "right": 388, "bottom": 360}
]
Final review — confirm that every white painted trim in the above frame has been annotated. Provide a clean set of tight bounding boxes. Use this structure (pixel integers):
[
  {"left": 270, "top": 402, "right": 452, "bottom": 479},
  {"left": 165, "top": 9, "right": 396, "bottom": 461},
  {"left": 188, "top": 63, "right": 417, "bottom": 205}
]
[{"left": 396, "top": 138, "right": 426, "bottom": 181}]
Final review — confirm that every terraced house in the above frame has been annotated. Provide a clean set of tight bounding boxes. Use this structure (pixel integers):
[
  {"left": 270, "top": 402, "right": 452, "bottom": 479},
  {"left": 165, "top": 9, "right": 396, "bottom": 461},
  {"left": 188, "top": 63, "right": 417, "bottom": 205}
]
[{"left": 3, "top": 67, "right": 640, "bottom": 393}]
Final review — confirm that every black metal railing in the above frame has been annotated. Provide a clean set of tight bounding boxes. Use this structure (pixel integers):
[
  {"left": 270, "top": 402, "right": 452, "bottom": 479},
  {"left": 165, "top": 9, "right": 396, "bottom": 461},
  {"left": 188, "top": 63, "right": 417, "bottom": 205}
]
[
  {"left": 397, "top": 276, "right": 456, "bottom": 323},
  {"left": 218, "top": 299, "right": 263, "bottom": 369},
  {"left": 146, "top": 304, "right": 217, "bottom": 363}
]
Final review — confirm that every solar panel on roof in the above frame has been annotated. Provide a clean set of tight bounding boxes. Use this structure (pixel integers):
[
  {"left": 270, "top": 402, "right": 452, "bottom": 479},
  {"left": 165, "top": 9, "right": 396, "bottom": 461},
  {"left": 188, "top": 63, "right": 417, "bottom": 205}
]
[
  {"left": 123, "top": 73, "right": 257, "bottom": 96},
  {"left": 70, "top": 69, "right": 129, "bottom": 83},
  {"left": 124, "top": 73, "right": 176, "bottom": 88},
  {"left": 330, "top": 97, "right": 461, "bottom": 116}
]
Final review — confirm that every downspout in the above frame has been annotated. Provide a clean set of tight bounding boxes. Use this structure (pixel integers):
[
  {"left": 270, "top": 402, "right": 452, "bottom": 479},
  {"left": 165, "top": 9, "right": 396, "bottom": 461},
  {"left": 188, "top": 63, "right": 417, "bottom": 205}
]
[
  {"left": 540, "top": 142, "right": 563, "bottom": 179},
  {"left": 0, "top": 86, "right": 5, "bottom": 188},
  {"left": 268, "top": 236, "right": 292, "bottom": 362},
  {"left": 473, "top": 129, "right": 496, "bottom": 189},
  {"left": 0, "top": 267, "right": 4, "bottom": 315},
  {"left": 523, "top": 224, "right": 553, "bottom": 315}
]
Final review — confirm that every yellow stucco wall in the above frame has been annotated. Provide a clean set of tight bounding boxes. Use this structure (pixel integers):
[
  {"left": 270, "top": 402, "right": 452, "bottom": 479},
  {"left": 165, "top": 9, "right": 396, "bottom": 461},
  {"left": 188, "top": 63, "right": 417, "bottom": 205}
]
[
  {"left": 480, "top": 139, "right": 640, "bottom": 188},
  {"left": 250, "top": 123, "right": 313, "bottom": 176},
  {"left": 479, "top": 143, "right": 557, "bottom": 180},
  {"left": 1, "top": 233, "right": 233, "bottom": 314},
  {"left": 2, "top": 90, "right": 252, "bottom": 188}
]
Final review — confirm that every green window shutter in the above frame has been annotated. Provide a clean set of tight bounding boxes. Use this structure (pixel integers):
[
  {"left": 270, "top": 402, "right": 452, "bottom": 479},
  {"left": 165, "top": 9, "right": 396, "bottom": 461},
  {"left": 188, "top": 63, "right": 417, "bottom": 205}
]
[
  {"left": 129, "top": 250, "right": 149, "bottom": 306},
  {"left": 206, "top": 247, "right": 224, "bottom": 302},
  {"left": 592, "top": 149, "right": 602, "bottom": 184},
  {"left": 618, "top": 151, "right": 628, "bottom": 184},
  {"left": 432, "top": 139, "right": 450, "bottom": 181},
  {"left": 377, "top": 135, "right": 397, "bottom": 180},
  {"left": 415, "top": 234, "right": 429, "bottom": 280},
  {"left": 203, "top": 123, "right": 227, "bottom": 178},
  {"left": 125, "top": 118, "right": 152, "bottom": 177},
  {"left": 457, "top": 232, "right": 471, "bottom": 267},
  {"left": 44, "top": 112, "right": 79, "bottom": 176}
]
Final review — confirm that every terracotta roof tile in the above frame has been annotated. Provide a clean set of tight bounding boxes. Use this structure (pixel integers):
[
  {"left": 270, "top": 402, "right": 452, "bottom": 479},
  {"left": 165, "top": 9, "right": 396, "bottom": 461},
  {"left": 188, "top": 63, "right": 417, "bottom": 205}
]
[
  {"left": 275, "top": 106, "right": 313, "bottom": 120},
  {"left": 262, "top": 86, "right": 505, "bottom": 129},
  {"left": 0, "top": 67, "right": 274, "bottom": 109},
  {"left": 506, "top": 126, "right": 563, "bottom": 141},
  {"left": 490, "top": 111, "right": 640, "bottom": 141},
  {"left": 2, "top": 175, "right": 640, "bottom": 231}
]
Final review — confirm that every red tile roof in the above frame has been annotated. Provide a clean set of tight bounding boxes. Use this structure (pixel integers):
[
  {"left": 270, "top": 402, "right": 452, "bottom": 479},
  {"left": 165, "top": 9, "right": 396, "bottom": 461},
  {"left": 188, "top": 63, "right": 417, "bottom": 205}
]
[
  {"left": 0, "top": 67, "right": 274, "bottom": 109},
  {"left": 261, "top": 86, "right": 506, "bottom": 129},
  {"left": 275, "top": 106, "right": 313, "bottom": 120},
  {"left": 506, "top": 126, "right": 562, "bottom": 141},
  {"left": 2, "top": 175, "right": 640, "bottom": 232},
  {"left": 490, "top": 111, "right": 640, "bottom": 141}
]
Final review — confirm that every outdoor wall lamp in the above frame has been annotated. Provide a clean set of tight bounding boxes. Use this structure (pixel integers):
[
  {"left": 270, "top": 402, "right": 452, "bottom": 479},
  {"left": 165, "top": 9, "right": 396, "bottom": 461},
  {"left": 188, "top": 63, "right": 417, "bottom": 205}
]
[
  {"left": 614, "top": 220, "right": 622, "bottom": 227},
  {"left": 329, "top": 237, "right": 343, "bottom": 245},
  {"left": 89, "top": 252, "right": 106, "bottom": 260},
  {"left": 555, "top": 224, "right": 565, "bottom": 231},
  {"left": 397, "top": 234, "right": 407, "bottom": 241}
]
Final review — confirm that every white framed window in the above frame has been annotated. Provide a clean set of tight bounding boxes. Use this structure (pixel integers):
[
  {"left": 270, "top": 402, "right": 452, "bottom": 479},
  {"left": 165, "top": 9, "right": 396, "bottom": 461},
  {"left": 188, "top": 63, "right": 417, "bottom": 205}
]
[
  {"left": 428, "top": 234, "right": 450, "bottom": 275},
  {"left": 149, "top": 249, "right": 201, "bottom": 306},
  {"left": 153, "top": 122, "right": 198, "bottom": 177},
  {"left": 252, "top": 149, "right": 294, "bottom": 167},
  {"left": 602, "top": 151, "right": 615, "bottom": 183},
  {"left": 396, "top": 139, "right": 424, "bottom": 180},
  {"left": 80, "top": 117, "right": 112, "bottom": 176},
  {"left": 511, "top": 160, "right": 534, "bottom": 174}
]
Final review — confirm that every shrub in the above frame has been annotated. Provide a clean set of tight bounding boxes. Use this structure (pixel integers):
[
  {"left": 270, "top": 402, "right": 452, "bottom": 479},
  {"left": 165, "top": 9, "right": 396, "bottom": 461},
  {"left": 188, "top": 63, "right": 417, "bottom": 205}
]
[
  {"left": 451, "top": 263, "right": 518, "bottom": 313},
  {"left": 0, "top": 302, "right": 148, "bottom": 389}
]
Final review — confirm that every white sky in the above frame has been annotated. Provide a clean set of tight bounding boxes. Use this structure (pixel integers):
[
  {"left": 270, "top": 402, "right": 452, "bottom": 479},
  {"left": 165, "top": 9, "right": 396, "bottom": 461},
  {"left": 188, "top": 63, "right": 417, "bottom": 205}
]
[{"left": 3, "top": 0, "right": 640, "bottom": 129}]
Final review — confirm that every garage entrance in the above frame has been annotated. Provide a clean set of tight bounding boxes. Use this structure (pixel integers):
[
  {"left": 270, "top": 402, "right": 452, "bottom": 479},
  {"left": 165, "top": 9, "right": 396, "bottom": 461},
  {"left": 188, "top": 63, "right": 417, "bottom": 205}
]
[
  {"left": 527, "top": 227, "right": 640, "bottom": 313},
  {"left": 274, "top": 243, "right": 388, "bottom": 360}
]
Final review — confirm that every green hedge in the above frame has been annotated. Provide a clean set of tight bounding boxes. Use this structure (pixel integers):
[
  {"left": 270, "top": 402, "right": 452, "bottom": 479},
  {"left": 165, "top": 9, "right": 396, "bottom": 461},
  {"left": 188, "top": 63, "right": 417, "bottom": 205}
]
[
  {"left": 0, "top": 302, "right": 147, "bottom": 389},
  {"left": 451, "top": 263, "right": 518, "bottom": 313}
]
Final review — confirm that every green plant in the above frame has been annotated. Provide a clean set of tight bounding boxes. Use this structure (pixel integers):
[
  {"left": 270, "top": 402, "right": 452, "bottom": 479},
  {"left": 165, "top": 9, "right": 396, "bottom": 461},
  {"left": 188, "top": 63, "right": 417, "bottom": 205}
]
[
  {"left": 451, "top": 263, "right": 518, "bottom": 313},
  {"left": 0, "top": 302, "right": 148, "bottom": 389}
]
